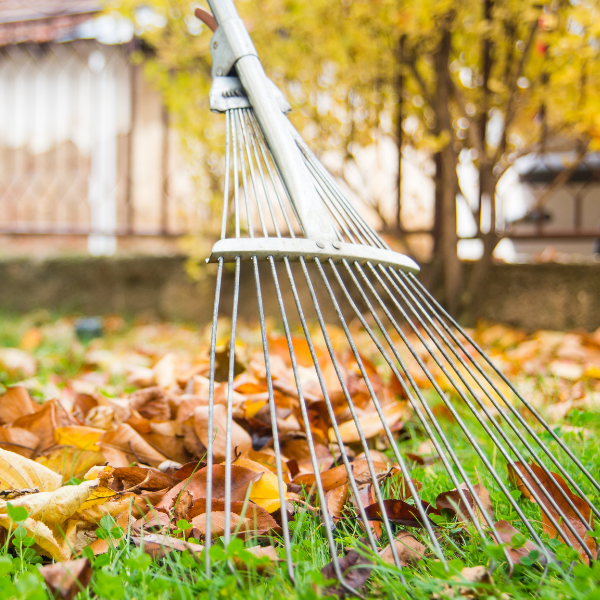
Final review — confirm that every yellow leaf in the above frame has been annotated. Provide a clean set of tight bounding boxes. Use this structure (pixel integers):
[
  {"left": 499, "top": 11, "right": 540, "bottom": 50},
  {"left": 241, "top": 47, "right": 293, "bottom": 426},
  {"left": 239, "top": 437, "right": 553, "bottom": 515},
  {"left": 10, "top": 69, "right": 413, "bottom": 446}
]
[
  {"left": 0, "top": 448, "right": 62, "bottom": 492},
  {"left": 232, "top": 458, "right": 288, "bottom": 512},
  {"left": 0, "top": 479, "right": 115, "bottom": 525},
  {"left": 35, "top": 447, "right": 105, "bottom": 481},
  {"left": 55, "top": 427, "right": 105, "bottom": 451},
  {"left": 0, "top": 515, "right": 66, "bottom": 560}
]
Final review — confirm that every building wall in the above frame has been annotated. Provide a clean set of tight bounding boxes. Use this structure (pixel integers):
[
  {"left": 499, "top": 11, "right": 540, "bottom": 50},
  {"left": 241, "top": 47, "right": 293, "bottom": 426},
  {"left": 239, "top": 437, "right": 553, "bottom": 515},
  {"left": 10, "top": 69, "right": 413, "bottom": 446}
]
[{"left": 0, "top": 255, "right": 597, "bottom": 332}]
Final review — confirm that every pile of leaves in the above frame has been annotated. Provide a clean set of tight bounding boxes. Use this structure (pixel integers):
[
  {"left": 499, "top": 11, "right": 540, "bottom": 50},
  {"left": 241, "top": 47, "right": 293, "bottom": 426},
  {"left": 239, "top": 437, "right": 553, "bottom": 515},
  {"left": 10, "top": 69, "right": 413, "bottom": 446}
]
[{"left": 0, "top": 316, "right": 598, "bottom": 599}]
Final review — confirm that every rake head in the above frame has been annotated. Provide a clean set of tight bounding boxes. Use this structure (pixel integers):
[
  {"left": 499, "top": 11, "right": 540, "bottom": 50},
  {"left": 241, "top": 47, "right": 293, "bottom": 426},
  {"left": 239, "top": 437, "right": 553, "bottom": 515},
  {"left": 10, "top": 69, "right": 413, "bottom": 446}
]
[{"left": 197, "top": 1, "right": 599, "bottom": 592}]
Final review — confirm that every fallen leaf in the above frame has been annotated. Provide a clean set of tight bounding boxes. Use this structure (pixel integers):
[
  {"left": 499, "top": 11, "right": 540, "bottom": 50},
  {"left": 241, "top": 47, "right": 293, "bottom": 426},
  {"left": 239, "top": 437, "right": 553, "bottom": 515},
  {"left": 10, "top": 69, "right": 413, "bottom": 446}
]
[
  {"left": 494, "top": 520, "right": 548, "bottom": 565},
  {"left": 326, "top": 484, "right": 349, "bottom": 522},
  {"left": 364, "top": 499, "right": 437, "bottom": 528},
  {"left": 12, "top": 401, "right": 57, "bottom": 452},
  {"left": 0, "top": 448, "right": 62, "bottom": 491},
  {"left": 39, "top": 557, "right": 93, "bottom": 600},
  {"left": 36, "top": 447, "right": 106, "bottom": 482},
  {"left": 0, "top": 427, "right": 40, "bottom": 458},
  {"left": 508, "top": 461, "right": 596, "bottom": 562},
  {"left": 320, "top": 545, "right": 373, "bottom": 598},
  {"left": 101, "top": 424, "right": 168, "bottom": 468},
  {"left": 131, "top": 533, "right": 204, "bottom": 559},
  {"left": 155, "top": 465, "right": 261, "bottom": 512},
  {"left": 55, "top": 426, "right": 104, "bottom": 451},
  {"left": 435, "top": 483, "right": 494, "bottom": 526},
  {"left": 194, "top": 404, "right": 252, "bottom": 462},
  {"left": 232, "top": 545, "right": 279, "bottom": 573},
  {"left": 110, "top": 467, "right": 180, "bottom": 492},
  {"left": 331, "top": 402, "right": 406, "bottom": 443},
  {"left": 129, "top": 387, "right": 171, "bottom": 421},
  {"left": 379, "top": 531, "right": 426, "bottom": 566},
  {"left": 0, "top": 386, "right": 38, "bottom": 424}
]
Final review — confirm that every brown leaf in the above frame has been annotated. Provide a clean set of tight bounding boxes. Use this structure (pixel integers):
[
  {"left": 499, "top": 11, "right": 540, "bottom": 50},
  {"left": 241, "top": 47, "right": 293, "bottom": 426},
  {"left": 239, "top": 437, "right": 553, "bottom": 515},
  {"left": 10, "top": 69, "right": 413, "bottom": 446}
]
[
  {"left": 0, "top": 386, "right": 38, "bottom": 425},
  {"left": 507, "top": 461, "right": 596, "bottom": 562},
  {"left": 173, "top": 461, "right": 206, "bottom": 480},
  {"left": 0, "top": 427, "right": 40, "bottom": 458},
  {"left": 435, "top": 483, "right": 494, "bottom": 526},
  {"left": 353, "top": 483, "right": 382, "bottom": 540},
  {"left": 364, "top": 499, "right": 437, "bottom": 528},
  {"left": 379, "top": 531, "right": 426, "bottom": 566},
  {"left": 155, "top": 465, "right": 262, "bottom": 512},
  {"left": 13, "top": 400, "right": 57, "bottom": 452},
  {"left": 188, "top": 499, "right": 278, "bottom": 531},
  {"left": 494, "top": 520, "right": 548, "bottom": 565},
  {"left": 110, "top": 467, "right": 181, "bottom": 493},
  {"left": 133, "top": 511, "right": 172, "bottom": 535},
  {"left": 101, "top": 424, "right": 168, "bottom": 468},
  {"left": 142, "top": 432, "right": 191, "bottom": 465},
  {"left": 130, "top": 533, "right": 204, "bottom": 559},
  {"left": 39, "top": 557, "right": 93, "bottom": 600},
  {"left": 232, "top": 545, "right": 279, "bottom": 573},
  {"left": 326, "top": 484, "right": 349, "bottom": 522},
  {"left": 320, "top": 546, "right": 373, "bottom": 598},
  {"left": 129, "top": 387, "right": 171, "bottom": 421},
  {"left": 173, "top": 490, "right": 193, "bottom": 523},
  {"left": 194, "top": 404, "right": 252, "bottom": 462}
]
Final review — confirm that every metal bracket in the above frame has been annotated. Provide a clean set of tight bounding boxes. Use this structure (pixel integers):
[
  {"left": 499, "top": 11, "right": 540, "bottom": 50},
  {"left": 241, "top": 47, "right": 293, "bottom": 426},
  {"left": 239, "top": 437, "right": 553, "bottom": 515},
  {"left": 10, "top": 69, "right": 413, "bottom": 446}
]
[
  {"left": 209, "top": 77, "right": 291, "bottom": 114},
  {"left": 210, "top": 19, "right": 257, "bottom": 78},
  {"left": 206, "top": 237, "right": 420, "bottom": 274}
]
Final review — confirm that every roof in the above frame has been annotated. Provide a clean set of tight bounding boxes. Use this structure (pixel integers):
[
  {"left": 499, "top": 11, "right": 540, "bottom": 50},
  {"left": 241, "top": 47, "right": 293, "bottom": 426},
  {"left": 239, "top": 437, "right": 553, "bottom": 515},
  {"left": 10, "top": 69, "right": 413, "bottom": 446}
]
[{"left": 0, "top": 0, "right": 101, "bottom": 45}]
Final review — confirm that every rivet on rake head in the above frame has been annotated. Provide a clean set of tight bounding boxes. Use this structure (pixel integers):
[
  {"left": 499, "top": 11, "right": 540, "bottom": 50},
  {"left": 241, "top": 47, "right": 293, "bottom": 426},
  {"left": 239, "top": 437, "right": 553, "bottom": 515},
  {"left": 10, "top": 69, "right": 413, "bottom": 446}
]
[
  {"left": 316, "top": 241, "right": 325, "bottom": 249},
  {"left": 332, "top": 241, "right": 342, "bottom": 250}
]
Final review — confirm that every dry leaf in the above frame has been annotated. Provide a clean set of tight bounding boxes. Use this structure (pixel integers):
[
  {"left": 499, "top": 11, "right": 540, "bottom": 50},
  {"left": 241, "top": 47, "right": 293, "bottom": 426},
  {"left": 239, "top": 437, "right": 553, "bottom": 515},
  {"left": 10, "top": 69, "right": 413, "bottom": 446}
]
[
  {"left": 364, "top": 499, "right": 437, "bottom": 529},
  {"left": 193, "top": 404, "right": 252, "bottom": 462},
  {"left": 0, "top": 448, "right": 62, "bottom": 491},
  {"left": 331, "top": 402, "right": 406, "bottom": 443},
  {"left": 12, "top": 401, "right": 57, "bottom": 452},
  {"left": 39, "top": 557, "right": 93, "bottom": 600},
  {"left": 494, "top": 520, "right": 548, "bottom": 565},
  {"left": 379, "top": 531, "right": 426, "bottom": 566},
  {"left": 36, "top": 447, "right": 106, "bottom": 482},
  {"left": 0, "top": 427, "right": 40, "bottom": 458},
  {"left": 0, "top": 386, "right": 38, "bottom": 425},
  {"left": 320, "top": 546, "right": 373, "bottom": 598},
  {"left": 101, "top": 424, "right": 168, "bottom": 468},
  {"left": 131, "top": 533, "right": 204, "bottom": 559},
  {"left": 435, "top": 483, "right": 494, "bottom": 526},
  {"left": 54, "top": 426, "right": 104, "bottom": 451},
  {"left": 508, "top": 461, "right": 596, "bottom": 562}
]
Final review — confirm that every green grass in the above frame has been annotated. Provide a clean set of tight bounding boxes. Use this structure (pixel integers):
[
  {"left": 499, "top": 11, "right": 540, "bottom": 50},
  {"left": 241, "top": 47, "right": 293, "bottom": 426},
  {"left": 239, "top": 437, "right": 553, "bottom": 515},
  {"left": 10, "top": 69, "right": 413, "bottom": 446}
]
[{"left": 1, "top": 313, "right": 600, "bottom": 599}]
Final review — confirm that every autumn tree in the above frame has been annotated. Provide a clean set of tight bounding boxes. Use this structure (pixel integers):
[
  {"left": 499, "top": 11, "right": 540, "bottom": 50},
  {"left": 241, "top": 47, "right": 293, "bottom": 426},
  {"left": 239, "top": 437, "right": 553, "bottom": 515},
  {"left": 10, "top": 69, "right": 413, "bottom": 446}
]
[{"left": 110, "top": 0, "right": 600, "bottom": 315}]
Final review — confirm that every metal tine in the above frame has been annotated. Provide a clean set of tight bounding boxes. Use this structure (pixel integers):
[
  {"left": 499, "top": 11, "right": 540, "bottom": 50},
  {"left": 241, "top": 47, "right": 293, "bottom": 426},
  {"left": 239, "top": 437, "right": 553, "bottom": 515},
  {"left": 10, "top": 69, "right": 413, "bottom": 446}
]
[
  {"left": 238, "top": 109, "right": 273, "bottom": 237},
  {"left": 223, "top": 257, "right": 241, "bottom": 547},
  {"left": 337, "top": 260, "right": 549, "bottom": 564},
  {"left": 319, "top": 258, "right": 507, "bottom": 564},
  {"left": 271, "top": 258, "right": 378, "bottom": 592},
  {"left": 289, "top": 123, "right": 388, "bottom": 249},
  {"left": 361, "top": 261, "right": 588, "bottom": 560},
  {"left": 300, "top": 155, "right": 363, "bottom": 243},
  {"left": 204, "top": 257, "right": 224, "bottom": 575},
  {"left": 305, "top": 158, "right": 383, "bottom": 248},
  {"left": 205, "top": 106, "right": 235, "bottom": 572},
  {"left": 241, "top": 109, "right": 281, "bottom": 237},
  {"left": 293, "top": 257, "right": 414, "bottom": 577},
  {"left": 279, "top": 259, "right": 379, "bottom": 552},
  {"left": 251, "top": 256, "right": 295, "bottom": 583},
  {"left": 312, "top": 179, "right": 358, "bottom": 244},
  {"left": 235, "top": 109, "right": 255, "bottom": 238},
  {"left": 407, "top": 272, "right": 600, "bottom": 499},
  {"left": 219, "top": 111, "right": 231, "bottom": 240},
  {"left": 378, "top": 267, "right": 595, "bottom": 555},
  {"left": 390, "top": 268, "right": 600, "bottom": 526},
  {"left": 247, "top": 111, "right": 299, "bottom": 238},
  {"left": 380, "top": 267, "right": 592, "bottom": 558},
  {"left": 231, "top": 108, "right": 240, "bottom": 238}
]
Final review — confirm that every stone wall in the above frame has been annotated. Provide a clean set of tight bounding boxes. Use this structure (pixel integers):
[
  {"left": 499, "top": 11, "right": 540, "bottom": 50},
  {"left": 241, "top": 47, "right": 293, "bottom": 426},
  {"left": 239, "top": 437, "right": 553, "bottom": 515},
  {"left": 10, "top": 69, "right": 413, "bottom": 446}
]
[{"left": 0, "top": 255, "right": 598, "bottom": 331}]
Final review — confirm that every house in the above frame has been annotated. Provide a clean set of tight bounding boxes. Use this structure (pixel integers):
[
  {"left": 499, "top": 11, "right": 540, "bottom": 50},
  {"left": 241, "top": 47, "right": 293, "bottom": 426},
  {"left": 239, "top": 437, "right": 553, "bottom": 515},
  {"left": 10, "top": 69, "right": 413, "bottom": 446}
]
[{"left": 0, "top": 0, "right": 198, "bottom": 255}]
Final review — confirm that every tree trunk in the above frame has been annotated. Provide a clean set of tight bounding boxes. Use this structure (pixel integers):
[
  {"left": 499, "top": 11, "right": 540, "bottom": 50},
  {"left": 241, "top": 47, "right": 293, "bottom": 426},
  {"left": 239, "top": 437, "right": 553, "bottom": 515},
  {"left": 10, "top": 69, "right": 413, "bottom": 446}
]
[
  {"left": 431, "top": 15, "right": 462, "bottom": 315},
  {"left": 396, "top": 36, "right": 406, "bottom": 234}
]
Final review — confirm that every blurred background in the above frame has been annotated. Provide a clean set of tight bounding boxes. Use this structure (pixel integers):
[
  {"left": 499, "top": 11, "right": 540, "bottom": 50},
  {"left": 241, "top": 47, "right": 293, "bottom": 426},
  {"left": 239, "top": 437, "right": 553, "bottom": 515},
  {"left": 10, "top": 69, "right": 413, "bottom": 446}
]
[{"left": 0, "top": 0, "right": 599, "bottom": 326}]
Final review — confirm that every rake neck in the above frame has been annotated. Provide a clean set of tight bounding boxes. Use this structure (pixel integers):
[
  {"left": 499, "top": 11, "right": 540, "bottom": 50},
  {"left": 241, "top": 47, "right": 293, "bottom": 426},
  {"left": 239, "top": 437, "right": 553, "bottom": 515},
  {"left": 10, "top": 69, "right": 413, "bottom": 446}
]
[{"left": 206, "top": 0, "right": 338, "bottom": 242}]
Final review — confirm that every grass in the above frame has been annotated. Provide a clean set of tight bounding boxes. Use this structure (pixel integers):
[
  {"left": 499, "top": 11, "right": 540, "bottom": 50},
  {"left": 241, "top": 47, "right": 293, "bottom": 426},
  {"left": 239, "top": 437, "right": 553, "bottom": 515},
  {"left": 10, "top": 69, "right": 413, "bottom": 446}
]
[{"left": 0, "top": 313, "right": 600, "bottom": 599}]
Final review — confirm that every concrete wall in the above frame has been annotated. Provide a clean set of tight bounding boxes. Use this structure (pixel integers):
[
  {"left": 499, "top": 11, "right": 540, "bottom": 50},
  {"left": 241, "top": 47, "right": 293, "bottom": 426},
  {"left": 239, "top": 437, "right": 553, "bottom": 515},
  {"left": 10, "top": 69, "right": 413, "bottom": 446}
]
[{"left": 0, "top": 255, "right": 598, "bottom": 331}]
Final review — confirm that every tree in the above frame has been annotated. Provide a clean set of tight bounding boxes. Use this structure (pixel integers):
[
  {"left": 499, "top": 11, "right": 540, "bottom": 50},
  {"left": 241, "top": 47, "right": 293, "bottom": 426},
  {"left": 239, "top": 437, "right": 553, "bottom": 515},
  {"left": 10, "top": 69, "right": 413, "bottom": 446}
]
[{"left": 111, "top": 0, "right": 600, "bottom": 315}]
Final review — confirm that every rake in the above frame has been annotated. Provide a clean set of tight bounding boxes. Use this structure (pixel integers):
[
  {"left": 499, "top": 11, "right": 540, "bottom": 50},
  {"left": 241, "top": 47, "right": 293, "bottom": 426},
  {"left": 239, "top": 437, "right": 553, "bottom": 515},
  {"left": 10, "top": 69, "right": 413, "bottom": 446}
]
[{"left": 194, "top": 1, "right": 599, "bottom": 593}]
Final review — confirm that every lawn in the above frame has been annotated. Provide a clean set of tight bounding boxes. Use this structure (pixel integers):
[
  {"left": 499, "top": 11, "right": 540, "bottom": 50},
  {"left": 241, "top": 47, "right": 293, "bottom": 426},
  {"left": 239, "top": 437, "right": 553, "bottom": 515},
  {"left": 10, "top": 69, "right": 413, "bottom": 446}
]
[{"left": 0, "top": 312, "right": 599, "bottom": 600}]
